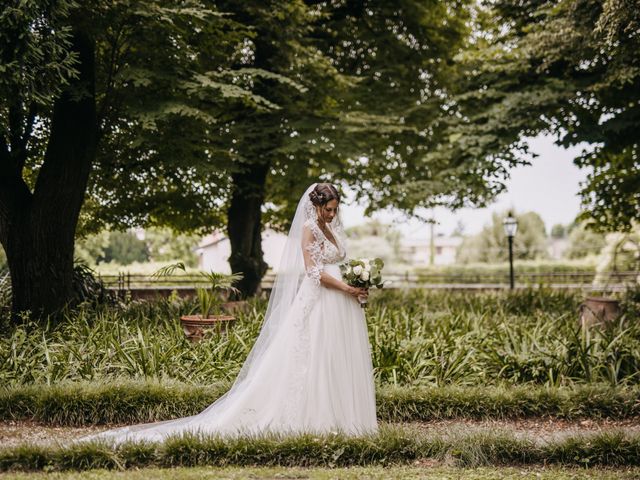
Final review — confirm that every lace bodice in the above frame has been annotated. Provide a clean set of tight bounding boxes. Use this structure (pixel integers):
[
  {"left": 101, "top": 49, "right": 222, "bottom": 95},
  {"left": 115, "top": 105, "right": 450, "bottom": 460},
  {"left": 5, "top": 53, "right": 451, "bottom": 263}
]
[{"left": 302, "top": 219, "right": 346, "bottom": 285}]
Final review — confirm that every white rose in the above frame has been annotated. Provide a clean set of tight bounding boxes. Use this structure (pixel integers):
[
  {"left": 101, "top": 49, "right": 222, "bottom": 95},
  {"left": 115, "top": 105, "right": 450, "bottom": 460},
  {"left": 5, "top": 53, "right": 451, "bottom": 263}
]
[
  {"left": 362, "top": 271, "right": 370, "bottom": 281},
  {"left": 353, "top": 265, "right": 363, "bottom": 275},
  {"left": 364, "top": 263, "right": 371, "bottom": 272}
]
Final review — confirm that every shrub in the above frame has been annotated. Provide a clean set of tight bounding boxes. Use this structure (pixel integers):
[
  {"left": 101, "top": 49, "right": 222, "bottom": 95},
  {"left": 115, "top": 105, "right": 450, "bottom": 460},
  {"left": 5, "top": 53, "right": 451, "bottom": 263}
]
[{"left": 1, "top": 289, "right": 639, "bottom": 387}]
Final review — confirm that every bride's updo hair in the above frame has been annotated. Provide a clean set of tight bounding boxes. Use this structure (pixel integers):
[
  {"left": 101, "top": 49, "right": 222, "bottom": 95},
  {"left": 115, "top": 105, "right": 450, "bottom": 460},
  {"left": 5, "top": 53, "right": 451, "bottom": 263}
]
[{"left": 309, "top": 183, "right": 340, "bottom": 207}]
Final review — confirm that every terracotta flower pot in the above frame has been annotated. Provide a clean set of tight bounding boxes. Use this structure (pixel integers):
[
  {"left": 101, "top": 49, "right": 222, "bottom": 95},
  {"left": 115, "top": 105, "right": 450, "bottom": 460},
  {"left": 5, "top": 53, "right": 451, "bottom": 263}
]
[
  {"left": 180, "top": 314, "right": 236, "bottom": 342},
  {"left": 579, "top": 296, "right": 620, "bottom": 327}
]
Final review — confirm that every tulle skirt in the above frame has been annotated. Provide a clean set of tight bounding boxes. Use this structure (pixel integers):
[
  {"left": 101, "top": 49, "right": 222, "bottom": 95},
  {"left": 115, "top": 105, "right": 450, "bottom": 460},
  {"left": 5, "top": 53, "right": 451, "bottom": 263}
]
[{"left": 79, "top": 263, "right": 378, "bottom": 444}]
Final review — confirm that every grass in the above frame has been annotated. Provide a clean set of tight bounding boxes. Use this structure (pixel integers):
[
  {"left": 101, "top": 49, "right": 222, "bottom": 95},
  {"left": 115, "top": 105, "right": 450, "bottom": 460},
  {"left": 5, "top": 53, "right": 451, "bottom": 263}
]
[
  {"left": 1, "top": 381, "right": 640, "bottom": 426},
  {"left": 1, "top": 426, "right": 640, "bottom": 472},
  {"left": 2, "top": 289, "right": 639, "bottom": 388},
  {"left": 2, "top": 466, "right": 640, "bottom": 479},
  {"left": 377, "top": 384, "right": 640, "bottom": 422},
  {"left": 1, "top": 289, "right": 639, "bottom": 473},
  {"left": 0, "top": 380, "right": 227, "bottom": 426}
]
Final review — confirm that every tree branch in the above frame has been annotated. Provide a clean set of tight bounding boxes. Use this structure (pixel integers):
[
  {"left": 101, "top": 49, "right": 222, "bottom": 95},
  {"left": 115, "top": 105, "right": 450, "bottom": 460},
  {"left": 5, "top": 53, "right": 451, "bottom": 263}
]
[
  {"left": 33, "top": 26, "right": 97, "bottom": 230},
  {"left": 8, "top": 103, "right": 23, "bottom": 155},
  {"left": 97, "top": 21, "right": 132, "bottom": 131},
  {"left": 16, "top": 103, "right": 36, "bottom": 175},
  {"left": 0, "top": 132, "right": 10, "bottom": 167}
]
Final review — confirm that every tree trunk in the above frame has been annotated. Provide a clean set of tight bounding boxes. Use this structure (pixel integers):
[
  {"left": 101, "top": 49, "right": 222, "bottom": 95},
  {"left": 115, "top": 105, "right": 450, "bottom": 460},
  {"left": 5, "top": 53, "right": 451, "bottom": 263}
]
[
  {"left": 5, "top": 219, "right": 77, "bottom": 320},
  {"left": 0, "top": 29, "right": 97, "bottom": 322},
  {"left": 224, "top": 13, "right": 282, "bottom": 298},
  {"left": 227, "top": 163, "right": 270, "bottom": 297}
]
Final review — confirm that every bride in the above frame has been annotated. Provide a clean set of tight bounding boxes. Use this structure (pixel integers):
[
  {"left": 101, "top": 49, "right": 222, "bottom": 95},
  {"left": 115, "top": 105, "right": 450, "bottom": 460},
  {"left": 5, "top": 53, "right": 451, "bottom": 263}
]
[{"left": 80, "top": 182, "right": 378, "bottom": 443}]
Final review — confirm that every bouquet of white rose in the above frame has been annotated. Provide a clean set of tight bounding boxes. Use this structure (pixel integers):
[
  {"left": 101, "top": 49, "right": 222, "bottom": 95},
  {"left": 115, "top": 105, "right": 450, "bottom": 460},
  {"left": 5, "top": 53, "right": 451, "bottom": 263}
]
[{"left": 340, "top": 257, "right": 385, "bottom": 308}]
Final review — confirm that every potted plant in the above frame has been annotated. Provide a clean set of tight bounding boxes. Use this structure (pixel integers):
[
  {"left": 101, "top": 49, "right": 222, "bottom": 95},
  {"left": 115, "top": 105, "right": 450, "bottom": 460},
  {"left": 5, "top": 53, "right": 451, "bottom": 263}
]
[
  {"left": 581, "top": 233, "right": 639, "bottom": 327},
  {"left": 152, "top": 263, "right": 243, "bottom": 342}
]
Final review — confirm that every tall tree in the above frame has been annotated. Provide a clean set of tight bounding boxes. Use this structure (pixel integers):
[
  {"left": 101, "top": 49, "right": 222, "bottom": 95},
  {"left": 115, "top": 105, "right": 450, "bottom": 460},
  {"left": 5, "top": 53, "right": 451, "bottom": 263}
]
[
  {"left": 308, "top": 0, "right": 510, "bottom": 214},
  {"left": 224, "top": 0, "right": 489, "bottom": 295},
  {"left": 456, "top": 0, "right": 640, "bottom": 231},
  {"left": 525, "top": 0, "right": 639, "bottom": 231},
  {"left": 1, "top": 2, "right": 97, "bottom": 319},
  {"left": 80, "top": 1, "right": 332, "bottom": 297},
  {"left": 220, "top": 1, "right": 334, "bottom": 296},
  {"left": 0, "top": 1, "right": 276, "bottom": 320},
  {"left": 72, "top": 0, "right": 525, "bottom": 299}
]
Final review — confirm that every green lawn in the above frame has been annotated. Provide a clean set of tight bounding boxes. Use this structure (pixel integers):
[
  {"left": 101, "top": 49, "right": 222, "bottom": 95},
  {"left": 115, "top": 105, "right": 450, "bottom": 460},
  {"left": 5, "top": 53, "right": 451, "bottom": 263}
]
[{"left": 2, "top": 466, "right": 640, "bottom": 480}]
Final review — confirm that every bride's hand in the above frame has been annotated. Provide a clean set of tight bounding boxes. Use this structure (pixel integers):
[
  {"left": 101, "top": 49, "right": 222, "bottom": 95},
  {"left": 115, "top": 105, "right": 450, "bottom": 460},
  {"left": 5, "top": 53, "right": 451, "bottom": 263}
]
[{"left": 344, "top": 285, "right": 368, "bottom": 300}]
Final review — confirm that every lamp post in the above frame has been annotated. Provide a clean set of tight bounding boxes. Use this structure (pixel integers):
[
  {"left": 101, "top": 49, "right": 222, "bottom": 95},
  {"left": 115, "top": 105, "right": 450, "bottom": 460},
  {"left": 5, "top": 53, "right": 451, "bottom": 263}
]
[{"left": 503, "top": 212, "right": 518, "bottom": 289}]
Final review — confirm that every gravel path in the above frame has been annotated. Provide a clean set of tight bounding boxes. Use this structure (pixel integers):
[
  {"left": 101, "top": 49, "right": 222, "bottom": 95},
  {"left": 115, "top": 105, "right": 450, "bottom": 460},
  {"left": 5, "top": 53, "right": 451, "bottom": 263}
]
[
  {"left": 0, "top": 421, "right": 113, "bottom": 448},
  {"left": 410, "top": 418, "right": 640, "bottom": 444},
  {"left": 1, "top": 418, "right": 639, "bottom": 448}
]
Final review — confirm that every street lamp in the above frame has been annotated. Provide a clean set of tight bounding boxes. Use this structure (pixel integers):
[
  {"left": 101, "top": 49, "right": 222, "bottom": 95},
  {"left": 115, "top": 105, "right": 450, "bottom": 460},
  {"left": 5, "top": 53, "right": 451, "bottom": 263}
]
[{"left": 503, "top": 212, "right": 518, "bottom": 289}]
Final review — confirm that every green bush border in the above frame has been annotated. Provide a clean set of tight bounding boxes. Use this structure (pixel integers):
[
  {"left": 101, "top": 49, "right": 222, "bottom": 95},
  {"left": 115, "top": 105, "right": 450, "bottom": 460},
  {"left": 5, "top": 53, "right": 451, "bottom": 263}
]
[
  {"left": 1, "top": 382, "right": 639, "bottom": 426},
  {"left": 0, "top": 381, "right": 227, "bottom": 426},
  {"left": 1, "top": 427, "right": 639, "bottom": 471},
  {"left": 377, "top": 384, "right": 640, "bottom": 421}
]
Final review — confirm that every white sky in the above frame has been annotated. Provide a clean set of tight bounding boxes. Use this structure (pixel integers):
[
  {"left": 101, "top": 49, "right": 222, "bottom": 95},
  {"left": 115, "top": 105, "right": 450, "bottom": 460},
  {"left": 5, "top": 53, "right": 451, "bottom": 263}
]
[{"left": 340, "top": 134, "right": 591, "bottom": 239}]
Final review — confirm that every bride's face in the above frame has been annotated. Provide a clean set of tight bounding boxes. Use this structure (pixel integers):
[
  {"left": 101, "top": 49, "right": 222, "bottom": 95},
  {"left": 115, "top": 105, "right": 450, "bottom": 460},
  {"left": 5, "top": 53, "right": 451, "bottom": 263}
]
[{"left": 318, "top": 199, "right": 339, "bottom": 224}]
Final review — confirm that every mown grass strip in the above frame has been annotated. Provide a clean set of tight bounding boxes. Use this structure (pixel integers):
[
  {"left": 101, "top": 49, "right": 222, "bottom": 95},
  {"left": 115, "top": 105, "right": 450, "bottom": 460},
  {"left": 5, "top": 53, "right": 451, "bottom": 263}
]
[
  {"left": 0, "top": 381, "right": 228, "bottom": 426},
  {"left": 377, "top": 384, "right": 640, "bottom": 421},
  {"left": 1, "top": 382, "right": 639, "bottom": 426},
  {"left": 4, "top": 466, "right": 640, "bottom": 480},
  {"left": 1, "top": 426, "right": 639, "bottom": 471}
]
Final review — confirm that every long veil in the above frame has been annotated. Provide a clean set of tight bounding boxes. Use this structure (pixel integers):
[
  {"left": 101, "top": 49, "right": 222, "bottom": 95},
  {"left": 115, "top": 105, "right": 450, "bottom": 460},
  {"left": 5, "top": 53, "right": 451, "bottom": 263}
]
[
  {"left": 233, "top": 183, "right": 320, "bottom": 386},
  {"left": 198, "top": 182, "right": 345, "bottom": 416},
  {"left": 78, "top": 182, "right": 347, "bottom": 443}
]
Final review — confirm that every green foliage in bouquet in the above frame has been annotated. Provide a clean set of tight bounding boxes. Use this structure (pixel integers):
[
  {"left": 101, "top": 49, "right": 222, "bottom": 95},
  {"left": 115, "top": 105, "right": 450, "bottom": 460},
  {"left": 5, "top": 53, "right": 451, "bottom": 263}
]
[{"left": 340, "top": 258, "right": 385, "bottom": 289}]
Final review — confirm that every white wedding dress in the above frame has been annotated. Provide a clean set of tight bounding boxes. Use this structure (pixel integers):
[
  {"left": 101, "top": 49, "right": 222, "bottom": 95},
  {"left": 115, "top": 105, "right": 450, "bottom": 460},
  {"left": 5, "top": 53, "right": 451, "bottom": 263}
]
[{"left": 79, "top": 184, "right": 378, "bottom": 444}]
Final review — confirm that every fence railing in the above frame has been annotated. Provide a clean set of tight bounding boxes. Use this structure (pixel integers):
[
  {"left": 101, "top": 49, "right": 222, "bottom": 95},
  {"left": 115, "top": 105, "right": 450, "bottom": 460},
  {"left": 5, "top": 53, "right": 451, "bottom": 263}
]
[{"left": 100, "top": 270, "right": 639, "bottom": 292}]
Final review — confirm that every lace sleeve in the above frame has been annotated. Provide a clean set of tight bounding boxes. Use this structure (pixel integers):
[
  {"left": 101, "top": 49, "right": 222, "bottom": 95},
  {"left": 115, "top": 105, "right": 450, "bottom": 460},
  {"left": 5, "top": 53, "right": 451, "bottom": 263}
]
[{"left": 301, "top": 221, "right": 323, "bottom": 286}]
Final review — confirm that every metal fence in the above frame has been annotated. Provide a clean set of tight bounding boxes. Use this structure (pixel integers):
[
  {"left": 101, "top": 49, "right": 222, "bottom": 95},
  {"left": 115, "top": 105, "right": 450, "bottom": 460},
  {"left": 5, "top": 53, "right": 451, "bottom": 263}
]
[{"left": 100, "top": 270, "right": 639, "bottom": 293}]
